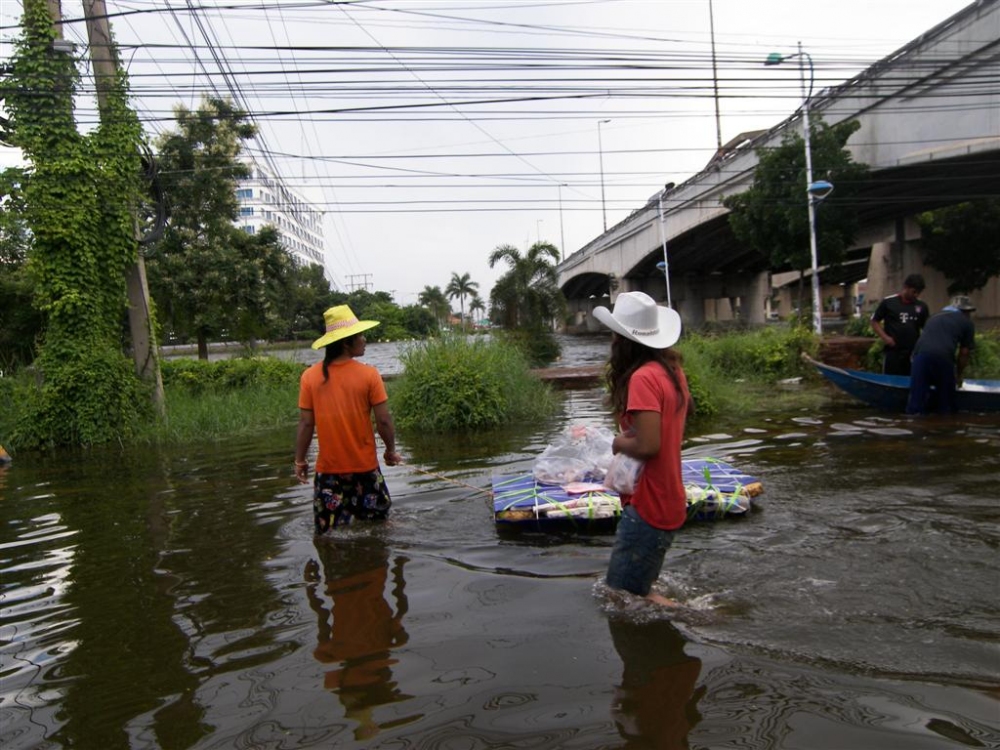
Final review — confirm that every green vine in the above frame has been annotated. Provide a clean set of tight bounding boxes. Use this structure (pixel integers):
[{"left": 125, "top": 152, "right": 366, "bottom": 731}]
[{"left": 4, "top": 1, "right": 152, "bottom": 447}]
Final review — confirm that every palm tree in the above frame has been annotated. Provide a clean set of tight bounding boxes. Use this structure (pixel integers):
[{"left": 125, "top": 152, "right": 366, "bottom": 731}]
[
  {"left": 418, "top": 285, "right": 451, "bottom": 328},
  {"left": 487, "top": 241, "right": 565, "bottom": 330},
  {"left": 445, "top": 271, "right": 479, "bottom": 327},
  {"left": 469, "top": 294, "right": 486, "bottom": 324}
]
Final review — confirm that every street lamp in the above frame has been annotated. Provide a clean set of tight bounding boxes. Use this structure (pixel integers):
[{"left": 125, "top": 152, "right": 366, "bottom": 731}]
[
  {"left": 598, "top": 119, "right": 611, "bottom": 231},
  {"left": 765, "top": 42, "right": 832, "bottom": 336},
  {"left": 656, "top": 182, "right": 676, "bottom": 308},
  {"left": 557, "top": 183, "right": 567, "bottom": 262}
]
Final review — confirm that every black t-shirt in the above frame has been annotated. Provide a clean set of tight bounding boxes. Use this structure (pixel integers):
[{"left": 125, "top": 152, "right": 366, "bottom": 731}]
[{"left": 871, "top": 294, "right": 930, "bottom": 351}]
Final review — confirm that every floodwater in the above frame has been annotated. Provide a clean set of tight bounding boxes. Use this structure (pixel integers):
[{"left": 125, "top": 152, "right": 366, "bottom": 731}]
[{"left": 2, "top": 336, "right": 999, "bottom": 749}]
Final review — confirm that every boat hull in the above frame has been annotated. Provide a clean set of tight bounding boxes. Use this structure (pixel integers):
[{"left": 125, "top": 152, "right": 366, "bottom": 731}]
[{"left": 805, "top": 355, "right": 1000, "bottom": 413}]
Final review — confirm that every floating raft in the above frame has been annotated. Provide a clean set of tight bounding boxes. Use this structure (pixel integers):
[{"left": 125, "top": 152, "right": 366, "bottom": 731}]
[{"left": 493, "top": 457, "right": 763, "bottom": 533}]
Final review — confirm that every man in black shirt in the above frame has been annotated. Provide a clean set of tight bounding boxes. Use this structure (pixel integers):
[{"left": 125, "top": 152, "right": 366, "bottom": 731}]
[{"left": 871, "top": 274, "right": 930, "bottom": 376}]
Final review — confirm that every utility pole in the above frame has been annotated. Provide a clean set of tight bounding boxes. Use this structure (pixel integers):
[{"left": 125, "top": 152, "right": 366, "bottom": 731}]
[
  {"left": 346, "top": 273, "right": 373, "bottom": 292},
  {"left": 82, "top": 0, "right": 165, "bottom": 412}
]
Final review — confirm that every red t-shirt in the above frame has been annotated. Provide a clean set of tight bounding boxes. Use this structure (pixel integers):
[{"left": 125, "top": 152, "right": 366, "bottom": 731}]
[
  {"left": 619, "top": 361, "right": 689, "bottom": 530},
  {"left": 298, "top": 359, "right": 388, "bottom": 474}
]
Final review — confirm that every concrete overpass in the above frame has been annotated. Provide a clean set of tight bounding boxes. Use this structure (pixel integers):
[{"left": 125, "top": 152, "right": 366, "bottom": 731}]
[{"left": 558, "top": 0, "right": 1000, "bottom": 330}]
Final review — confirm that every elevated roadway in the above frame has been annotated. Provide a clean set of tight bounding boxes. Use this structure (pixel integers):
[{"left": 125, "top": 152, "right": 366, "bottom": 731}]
[{"left": 559, "top": 0, "right": 1000, "bottom": 328}]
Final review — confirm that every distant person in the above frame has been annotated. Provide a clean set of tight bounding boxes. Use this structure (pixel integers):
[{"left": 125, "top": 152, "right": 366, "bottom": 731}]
[
  {"left": 593, "top": 292, "right": 691, "bottom": 606},
  {"left": 870, "top": 274, "right": 929, "bottom": 376},
  {"left": 295, "top": 305, "right": 402, "bottom": 533},
  {"left": 906, "top": 296, "right": 976, "bottom": 415}
]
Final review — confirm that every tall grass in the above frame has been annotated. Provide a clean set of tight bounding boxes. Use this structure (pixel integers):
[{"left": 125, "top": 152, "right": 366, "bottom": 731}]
[
  {"left": 390, "top": 335, "right": 559, "bottom": 431},
  {"left": 132, "top": 384, "right": 300, "bottom": 444}
]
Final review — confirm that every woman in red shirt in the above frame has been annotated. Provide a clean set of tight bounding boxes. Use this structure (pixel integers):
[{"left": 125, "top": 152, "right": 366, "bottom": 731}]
[{"left": 594, "top": 292, "right": 690, "bottom": 606}]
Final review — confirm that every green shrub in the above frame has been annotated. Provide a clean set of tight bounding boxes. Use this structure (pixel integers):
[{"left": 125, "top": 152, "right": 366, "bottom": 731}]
[
  {"left": 969, "top": 328, "right": 1000, "bottom": 379},
  {"left": 496, "top": 329, "right": 561, "bottom": 368},
  {"left": 161, "top": 356, "right": 304, "bottom": 394},
  {"left": 679, "top": 326, "right": 818, "bottom": 381},
  {"left": 843, "top": 316, "right": 875, "bottom": 337},
  {"left": 390, "top": 335, "right": 558, "bottom": 431},
  {"left": 13, "top": 346, "right": 152, "bottom": 449}
]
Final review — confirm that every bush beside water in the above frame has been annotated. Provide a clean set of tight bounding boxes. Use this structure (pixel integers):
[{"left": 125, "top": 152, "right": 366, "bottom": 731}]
[
  {"left": 389, "top": 336, "right": 559, "bottom": 431},
  {"left": 676, "top": 325, "right": 820, "bottom": 419}
]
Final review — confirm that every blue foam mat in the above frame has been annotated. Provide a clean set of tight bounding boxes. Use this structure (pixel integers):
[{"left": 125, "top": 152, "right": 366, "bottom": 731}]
[{"left": 493, "top": 457, "right": 763, "bottom": 529}]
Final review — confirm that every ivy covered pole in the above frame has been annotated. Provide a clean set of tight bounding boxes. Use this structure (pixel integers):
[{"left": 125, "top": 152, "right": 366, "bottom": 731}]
[
  {"left": 83, "top": 0, "right": 165, "bottom": 412},
  {"left": 5, "top": 0, "right": 157, "bottom": 445}
]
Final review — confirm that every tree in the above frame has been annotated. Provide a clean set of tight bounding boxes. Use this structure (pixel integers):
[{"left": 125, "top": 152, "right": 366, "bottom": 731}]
[
  {"left": 469, "top": 294, "right": 486, "bottom": 323},
  {"left": 445, "top": 271, "right": 479, "bottom": 326},
  {"left": 401, "top": 304, "right": 438, "bottom": 338},
  {"left": 147, "top": 97, "right": 272, "bottom": 359},
  {"left": 488, "top": 241, "right": 565, "bottom": 330},
  {"left": 723, "top": 118, "right": 869, "bottom": 313},
  {"left": 3, "top": 1, "right": 151, "bottom": 447},
  {"left": 418, "top": 285, "right": 450, "bottom": 327},
  {"left": 280, "top": 262, "right": 334, "bottom": 339},
  {"left": 917, "top": 199, "right": 1000, "bottom": 294}
]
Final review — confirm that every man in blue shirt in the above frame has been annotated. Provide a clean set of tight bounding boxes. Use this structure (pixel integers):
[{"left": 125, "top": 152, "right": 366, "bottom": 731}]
[{"left": 906, "top": 296, "right": 976, "bottom": 414}]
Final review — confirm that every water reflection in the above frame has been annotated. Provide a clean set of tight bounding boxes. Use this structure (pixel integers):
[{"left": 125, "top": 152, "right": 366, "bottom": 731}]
[
  {"left": 305, "top": 535, "right": 420, "bottom": 741},
  {"left": 2, "top": 369, "right": 999, "bottom": 748},
  {"left": 609, "top": 615, "right": 703, "bottom": 749}
]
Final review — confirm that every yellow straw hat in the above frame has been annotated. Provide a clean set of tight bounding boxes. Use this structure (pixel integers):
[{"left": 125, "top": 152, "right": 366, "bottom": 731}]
[{"left": 311, "top": 305, "right": 380, "bottom": 349}]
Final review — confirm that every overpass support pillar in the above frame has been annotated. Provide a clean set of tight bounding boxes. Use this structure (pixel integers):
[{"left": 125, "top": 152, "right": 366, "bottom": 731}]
[
  {"left": 675, "top": 275, "right": 706, "bottom": 328},
  {"left": 743, "top": 270, "right": 771, "bottom": 325}
]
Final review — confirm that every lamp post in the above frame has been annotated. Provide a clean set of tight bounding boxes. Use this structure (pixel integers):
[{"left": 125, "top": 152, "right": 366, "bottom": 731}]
[
  {"left": 557, "top": 183, "right": 566, "bottom": 262},
  {"left": 656, "top": 182, "right": 676, "bottom": 308},
  {"left": 765, "top": 42, "right": 830, "bottom": 336},
  {"left": 598, "top": 119, "right": 610, "bottom": 231}
]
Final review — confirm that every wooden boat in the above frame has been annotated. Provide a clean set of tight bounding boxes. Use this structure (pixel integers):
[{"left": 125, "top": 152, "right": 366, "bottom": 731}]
[
  {"left": 493, "top": 457, "right": 763, "bottom": 534},
  {"left": 804, "top": 354, "right": 1000, "bottom": 413}
]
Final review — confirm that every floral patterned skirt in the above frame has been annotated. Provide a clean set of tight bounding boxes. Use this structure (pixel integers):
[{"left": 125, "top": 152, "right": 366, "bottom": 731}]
[{"left": 313, "top": 468, "right": 392, "bottom": 534}]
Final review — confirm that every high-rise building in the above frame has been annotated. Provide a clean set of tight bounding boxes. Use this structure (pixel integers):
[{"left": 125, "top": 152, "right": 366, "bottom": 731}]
[{"left": 235, "top": 160, "right": 328, "bottom": 274}]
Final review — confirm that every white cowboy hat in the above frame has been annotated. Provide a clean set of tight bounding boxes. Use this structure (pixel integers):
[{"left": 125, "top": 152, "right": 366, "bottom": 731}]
[
  {"left": 311, "top": 305, "right": 380, "bottom": 349},
  {"left": 593, "top": 291, "right": 682, "bottom": 349}
]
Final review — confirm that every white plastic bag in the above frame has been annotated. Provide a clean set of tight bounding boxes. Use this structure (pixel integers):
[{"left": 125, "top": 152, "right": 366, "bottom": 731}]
[
  {"left": 532, "top": 425, "right": 615, "bottom": 485},
  {"left": 603, "top": 452, "right": 644, "bottom": 495}
]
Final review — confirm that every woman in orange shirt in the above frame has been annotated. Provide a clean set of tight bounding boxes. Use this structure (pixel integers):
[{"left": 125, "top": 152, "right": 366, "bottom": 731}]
[{"left": 295, "top": 305, "right": 402, "bottom": 533}]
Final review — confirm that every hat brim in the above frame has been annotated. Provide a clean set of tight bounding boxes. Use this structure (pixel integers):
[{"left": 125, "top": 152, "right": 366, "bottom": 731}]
[
  {"left": 593, "top": 304, "right": 682, "bottom": 349},
  {"left": 311, "top": 319, "right": 380, "bottom": 349}
]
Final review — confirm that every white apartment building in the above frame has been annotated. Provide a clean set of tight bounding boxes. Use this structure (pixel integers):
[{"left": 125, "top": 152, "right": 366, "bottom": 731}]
[{"left": 235, "top": 160, "right": 327, "bottom": 271}]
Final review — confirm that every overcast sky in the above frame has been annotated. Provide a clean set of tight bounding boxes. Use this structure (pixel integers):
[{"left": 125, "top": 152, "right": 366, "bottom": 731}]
[{"left": 0, "top": 0, "right": 975, "bottom": 308}]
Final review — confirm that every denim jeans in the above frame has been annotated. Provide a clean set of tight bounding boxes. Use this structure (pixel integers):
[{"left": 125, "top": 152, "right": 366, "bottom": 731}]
[{"left": 606, "top": 505, "right": 676, "bottom": 596}]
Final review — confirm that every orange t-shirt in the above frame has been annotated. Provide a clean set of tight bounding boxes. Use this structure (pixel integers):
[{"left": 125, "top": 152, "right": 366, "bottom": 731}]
[{"left": 298, "top": 359, "right": 388, "bottom": 474}]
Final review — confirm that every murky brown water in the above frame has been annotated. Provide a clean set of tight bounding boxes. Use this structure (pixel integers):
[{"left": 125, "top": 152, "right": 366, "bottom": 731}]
[{"left": 3, "top": 336, "right": 999, "bottom": 749}]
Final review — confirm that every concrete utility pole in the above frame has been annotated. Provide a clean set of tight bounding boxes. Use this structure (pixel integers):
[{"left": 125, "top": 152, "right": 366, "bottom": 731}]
[{"left": 82, "top": 0, "right": 165, "bottom": 412}]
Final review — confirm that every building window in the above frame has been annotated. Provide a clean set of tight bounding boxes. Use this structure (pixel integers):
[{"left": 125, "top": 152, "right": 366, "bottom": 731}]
[
  {"left": 236, "top": 188, "right": 253, "bottom": 200},
  {"left": 240, "top": 206, "right": 254, "bottom": 216},
  {"left": 241, "top": 225, "right": 255, "bottom": 234}
]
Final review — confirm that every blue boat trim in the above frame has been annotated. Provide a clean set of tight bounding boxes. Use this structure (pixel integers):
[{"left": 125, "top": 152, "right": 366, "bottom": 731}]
[{"left": 803, "top": 354, "right": 1000, "bottom": 413}]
